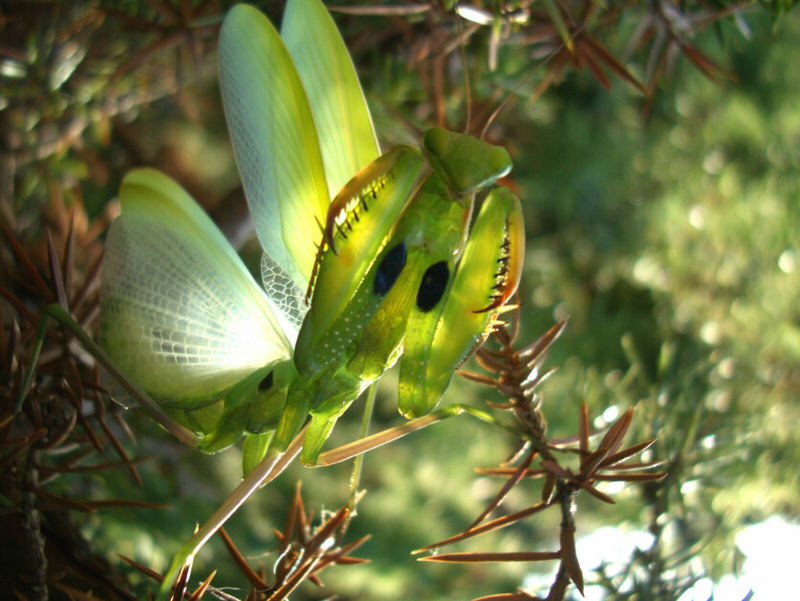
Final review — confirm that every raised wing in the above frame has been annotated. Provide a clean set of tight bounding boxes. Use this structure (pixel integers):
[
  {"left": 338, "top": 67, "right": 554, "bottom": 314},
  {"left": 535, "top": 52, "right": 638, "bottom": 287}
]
[
  {"left": 100, "top": 168, "right": 292, "bottom": 406},
  {"left": 282, "top": 0, "right": 380, "bottom": 196},
  {"left": 219, "top": 4, "right": 329, "bottom": 291}
]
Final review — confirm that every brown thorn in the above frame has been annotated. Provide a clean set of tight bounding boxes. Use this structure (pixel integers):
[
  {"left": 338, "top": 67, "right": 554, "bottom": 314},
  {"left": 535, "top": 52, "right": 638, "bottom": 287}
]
[
  {"left": 549, "top": 430, "right": 599, "bottom": 447},
  {"left": 42, "top": 405, "right": 78, "bottom": 449},
  {"left": 170, "top": 562, "right": 192, "bottom": 601},
  {"left": 118, "top": 554, "right": 164, "bottom": 582},
  {"left": 522, "top": 366, "right": 558, "bottom": 391},
  {"left": 112, "top": 407, "right": 138, "bottom": 446},
  {"left": 594, "top": 472, "right": 667, "bottom": 482},
  {"left": 267, "top": 548, "right": 322, "bottom": 601},
  {"left": 477, "top": 346, "right": 510, "bottom": 361},
  {"left": 578, "top": 403, "right": 589, "bottom": 462},
  {"left": 71, "top": 497, "right": 171, "bottom": 510},
  {"left": 540, "top": 459, "right": 572, "bottom": 481},
  {"left": 474, "top": 350, "right": 508, "bottom": 373},
  {"left": 1, "top": 311, "right": 16, "bottom": 384},
  {"left": 581, "top": 447, "right": 611, "bottom": 479},
  {"left": 583, "top": 34, "right": 648, "bottom": 95},
  {"left": 414, "top": 501, "right": 552, "bottom": 553},
  {"left": 95, "top": 398, "right": 143, "bottom": 486},
  {"left": 575, "top": 38, "right": 612, "bottom": 89},
  {"left": 508, "top": 300, "right": 521, "bottom": 342},
  {"left": 458, "top": 370, "right": 498, "bottom": 386},
  {"left": 42, "top": 455, "right": 152, "bottom": 475},
  {"left": 330, "top": 533, "right": 371, "bottom": 560},
  {"left": 472, "top": 593, "right": 543, "bottom": 601},
  {"left": 580, "top": 483, "right": 616, "bottom": 504},
  {"left": 420, "top": 550, "right": 561, "bottom": 564},
  {"left": 0, "top": 429, "right": 49, "bottom": 465},
  {"left": 279, "top": 481, "right": 301, "bottom": 553},
  {"left": 559, "top": 524, "right": 584, "bottom": 594},
  {"left": 69, "top": 251, "right": 103, "bottom": 311},
  {"left": 33, "top": 486, "right": 95, "bottom": 513},
  {"left": 596, "top": 408, "right": 634, "bottom": 457},
  {"left": 600, "top": 439, "right": 657, "bottom": 468},
  {"left": 273, "top": 543, "right": 299, "bottom": 589},
  {"left": 46, "top": 232, "right": 69, "bottom": 310},
  {"left": 218, "top": 527, "right": 268, "bottom": 590},
  {"left": 307, "top": 506, "right": 349, "bottom": 550},
  {"left": 74, "top": 395, "right": 104, "bottom": 452},
  {"left": 296, "top": 504, "right": 309, "bottom": 546},
  {"left": 325, "top": 555, "right": 369, "bottom": 566},
  {"left": 500, "top": 440, "right": 531, "bottom": 467},
  {"left": 518, "top": 321, "right": 568, "bottom": 362},
  {"left": 63, "top": 219, "right": 76, "bottom": 301},
  {"left": 468, "top": 447, "right": 538, "bottom": 530},
  {"left": 188, "top": 570, "right": 216, "bottom": 601},
  {"left": 601, "top": 460, "right": 667, "bottom": 473},
  {"left": 474, "top": 467, "right": 545, "bottom": 478},
  {"left": 0, "top": 221, "right": 52, "bottom": 298},
  {"left": 485, "top": 400, "right": 515, "bottom": 410},
  {"left": 542, "top": 473, "right": 556, "bottom": 503}
]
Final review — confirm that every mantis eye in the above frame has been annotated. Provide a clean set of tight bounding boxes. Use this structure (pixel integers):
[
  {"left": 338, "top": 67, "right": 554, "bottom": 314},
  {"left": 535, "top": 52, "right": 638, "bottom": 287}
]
[
  {"left": 373, "top": 243, "right": 407, "bottom": 295},
  {"left": 258, "top": 370, "right": 274, "bottom": 391},
  {"left": 416, "top": 261, "right": 449, "bottom": 312}
]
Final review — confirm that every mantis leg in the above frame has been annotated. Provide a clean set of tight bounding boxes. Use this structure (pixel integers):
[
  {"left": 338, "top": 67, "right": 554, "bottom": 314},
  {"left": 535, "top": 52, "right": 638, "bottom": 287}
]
[
  {"left": 15, "top": 303, "right": 200, "bottom": 448},
  {"left": 311, "top": 404, "right": 504, "bottom": 468},
  {"left": 159, "top": 426, "right": 307, "bottom": 601}
]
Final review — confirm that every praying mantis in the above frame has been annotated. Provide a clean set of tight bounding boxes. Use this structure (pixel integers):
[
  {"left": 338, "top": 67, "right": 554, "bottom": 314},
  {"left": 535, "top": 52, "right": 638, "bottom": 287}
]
[{"left": 17, "top": 0, "right": 525, "bottom": 598}]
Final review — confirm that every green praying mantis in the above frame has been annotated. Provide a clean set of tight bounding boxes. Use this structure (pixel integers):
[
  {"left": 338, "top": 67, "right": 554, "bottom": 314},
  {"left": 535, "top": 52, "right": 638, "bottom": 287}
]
[{"left": 17, "top": 0, "right": 525, "bottom": 598}]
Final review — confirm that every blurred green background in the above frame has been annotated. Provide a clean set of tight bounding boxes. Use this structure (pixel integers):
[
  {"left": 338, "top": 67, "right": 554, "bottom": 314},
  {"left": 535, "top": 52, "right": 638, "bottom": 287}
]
[{"left": 2, "top": 1, "right": 799, "bottom": 600}]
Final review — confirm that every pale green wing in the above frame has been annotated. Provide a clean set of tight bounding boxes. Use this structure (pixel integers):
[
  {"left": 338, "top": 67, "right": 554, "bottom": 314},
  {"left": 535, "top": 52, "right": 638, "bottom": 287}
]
[
  {"left": 100, "top": 168, "right": 292, "bottom": 406},
  {"left": 282, "top": 0, "right": 380, "bottom": 196},
  {"left": 219, "top": 4, "right": 329, "bottom": 291}
]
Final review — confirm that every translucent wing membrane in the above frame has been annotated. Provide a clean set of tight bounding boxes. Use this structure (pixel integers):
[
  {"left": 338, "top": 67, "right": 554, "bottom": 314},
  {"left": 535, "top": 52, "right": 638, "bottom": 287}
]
[
  {"left": 282, "top": 0, "right": 380, "bottom": 196},
  {"left": 219, "top": 5, "right": 329, "bottom": 290},
  {"left": 100, "top": 169, "right": 292, "bottom": 406},
  {"left": 261, "top": 252, "right": 308, "bottom": 344}
]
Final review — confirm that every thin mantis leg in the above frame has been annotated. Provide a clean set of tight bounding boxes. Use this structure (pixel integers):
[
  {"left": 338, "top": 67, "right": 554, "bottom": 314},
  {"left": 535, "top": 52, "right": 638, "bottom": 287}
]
[
  {"left": 313, "top": 404, "right": 509, "bottom": 468},
  {"left": 160, "top": 426, "right": 307, "bottom": 601},
  {"left": 161, "top": 404, "right": 500, "bottom": 598},
  {"left": 161, "top": 399, "right": 474, "bottom": 598},
  {"left": 347, "top": 382, "right": 377, "bottom": 510},
  {"left": 16, "top": 303, "right": 200, "bottom": 448}
]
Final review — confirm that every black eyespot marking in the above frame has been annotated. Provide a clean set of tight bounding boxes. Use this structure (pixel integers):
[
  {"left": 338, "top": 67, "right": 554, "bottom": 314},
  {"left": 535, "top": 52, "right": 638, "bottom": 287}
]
[
  {"left": 373, "top": 243, "right": 407, "bottom": 296},
  {"left": 259, "top": 370, "right": 274, "bottom": 391},
  {"left": 416, "top": 261, "right": 449, "bottom": 312}
]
